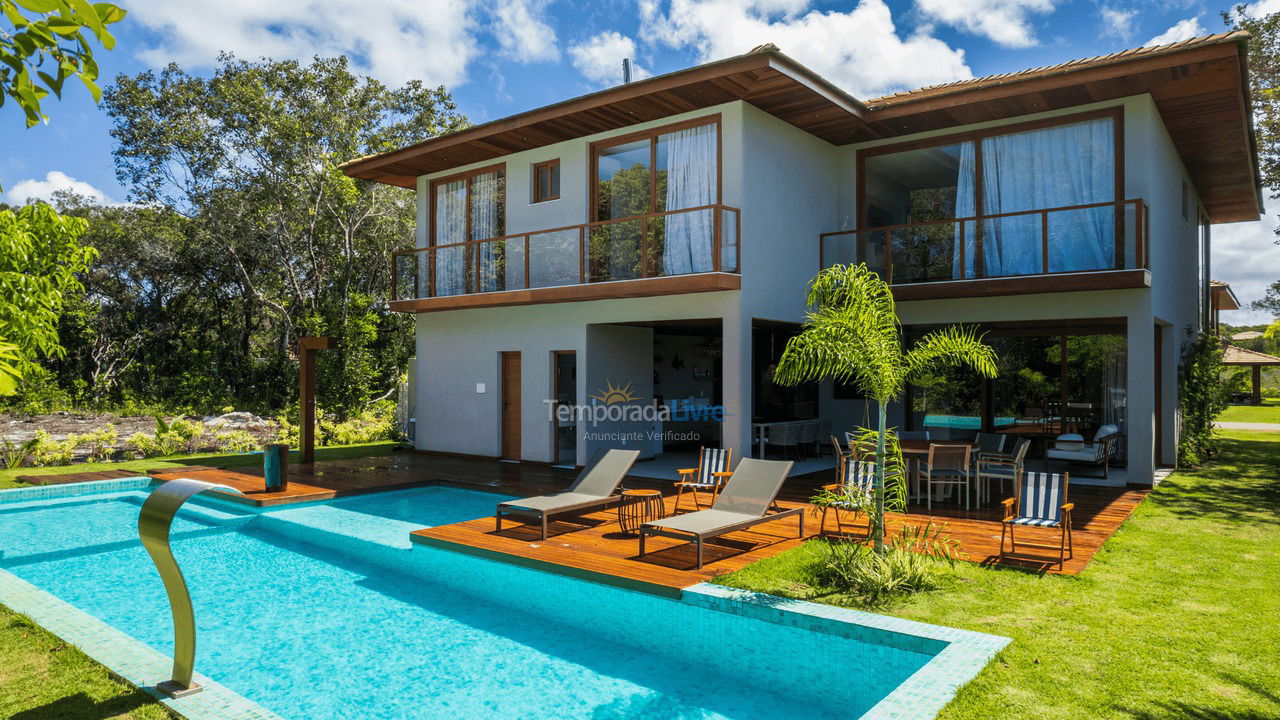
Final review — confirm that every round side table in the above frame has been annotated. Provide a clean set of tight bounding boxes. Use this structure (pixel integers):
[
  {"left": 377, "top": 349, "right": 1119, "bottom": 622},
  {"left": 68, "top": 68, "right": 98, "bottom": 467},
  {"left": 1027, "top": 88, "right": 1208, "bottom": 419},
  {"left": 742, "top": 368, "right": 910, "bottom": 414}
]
[{"left": 617, "top": 488, "right": 665, "bottom": 536}]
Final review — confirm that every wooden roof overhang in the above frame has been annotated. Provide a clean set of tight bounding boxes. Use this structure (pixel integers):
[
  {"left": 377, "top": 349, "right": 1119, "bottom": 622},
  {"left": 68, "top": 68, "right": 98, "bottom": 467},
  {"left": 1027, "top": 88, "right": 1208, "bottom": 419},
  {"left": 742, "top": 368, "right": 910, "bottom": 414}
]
[
  {"left": 342, "top": 35, "right": 1261, "bottom": 223},
  {"left": 862, "top": 34, "right": 1261, "bottom": 223},
  {"left": 339, "top": 49, "right": 875, "bottom": 187}
]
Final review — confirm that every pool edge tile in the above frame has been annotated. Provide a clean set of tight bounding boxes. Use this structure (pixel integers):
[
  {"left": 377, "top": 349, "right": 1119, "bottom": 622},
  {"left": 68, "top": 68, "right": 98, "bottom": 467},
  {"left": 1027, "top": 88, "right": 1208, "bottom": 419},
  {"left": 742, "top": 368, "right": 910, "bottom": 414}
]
[{"left": 0, "top": 567, "right": 285, "bottom": 720}]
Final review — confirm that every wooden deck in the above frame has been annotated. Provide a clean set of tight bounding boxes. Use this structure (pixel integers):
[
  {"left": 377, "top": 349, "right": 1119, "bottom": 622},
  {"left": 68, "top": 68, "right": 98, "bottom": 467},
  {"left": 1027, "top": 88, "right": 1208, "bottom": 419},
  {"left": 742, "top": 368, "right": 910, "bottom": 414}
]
[{"left": 129, "top": 452, "right": 1147, "bottom": 590}]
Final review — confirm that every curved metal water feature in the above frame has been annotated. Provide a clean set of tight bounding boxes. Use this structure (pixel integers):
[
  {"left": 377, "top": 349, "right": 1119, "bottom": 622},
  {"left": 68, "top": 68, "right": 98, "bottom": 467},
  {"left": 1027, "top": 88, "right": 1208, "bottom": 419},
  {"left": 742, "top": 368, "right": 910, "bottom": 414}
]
[{"left": 138, "top": 478, "right": 244, "bottom": 698}]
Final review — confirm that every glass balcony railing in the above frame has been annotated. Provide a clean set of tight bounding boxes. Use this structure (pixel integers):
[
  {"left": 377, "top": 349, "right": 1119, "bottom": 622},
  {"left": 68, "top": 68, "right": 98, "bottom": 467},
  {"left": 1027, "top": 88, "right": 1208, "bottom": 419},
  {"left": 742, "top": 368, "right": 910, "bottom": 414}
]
[
  {"left": 392, "top": 204, "right": 740, "bottom": 301},
  {"left": 820, "top": 199, "right": 1149, "bottom": 285}
]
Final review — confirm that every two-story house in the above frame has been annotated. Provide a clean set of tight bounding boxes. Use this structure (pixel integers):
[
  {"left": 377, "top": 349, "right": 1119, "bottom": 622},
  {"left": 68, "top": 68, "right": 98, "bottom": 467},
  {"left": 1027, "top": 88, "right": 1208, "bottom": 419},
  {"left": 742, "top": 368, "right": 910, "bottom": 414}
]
[{"left": 342, "top": 33, "right": 1260, "bottom": 487}]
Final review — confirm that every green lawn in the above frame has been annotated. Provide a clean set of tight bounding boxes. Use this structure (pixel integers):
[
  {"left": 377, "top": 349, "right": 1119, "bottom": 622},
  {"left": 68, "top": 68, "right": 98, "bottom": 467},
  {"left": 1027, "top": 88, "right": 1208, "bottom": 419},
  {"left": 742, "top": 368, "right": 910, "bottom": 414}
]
[
  {"left": 1219, "top": 399, "right": 1280, "bottom": 424},
  {"left": 0, "top": 441, "right": 400, "bottom": 490},
  {"left": 718, "top": 429, "right": 1280, "bottom": 719}
]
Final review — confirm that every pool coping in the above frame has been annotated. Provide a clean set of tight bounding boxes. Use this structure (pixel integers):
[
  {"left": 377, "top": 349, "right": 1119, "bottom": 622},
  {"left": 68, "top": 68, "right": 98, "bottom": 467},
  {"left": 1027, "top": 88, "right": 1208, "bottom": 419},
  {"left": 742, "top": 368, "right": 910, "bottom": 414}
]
[{"left": 2, "top": 476, "right": 1011, "bottom": 720}]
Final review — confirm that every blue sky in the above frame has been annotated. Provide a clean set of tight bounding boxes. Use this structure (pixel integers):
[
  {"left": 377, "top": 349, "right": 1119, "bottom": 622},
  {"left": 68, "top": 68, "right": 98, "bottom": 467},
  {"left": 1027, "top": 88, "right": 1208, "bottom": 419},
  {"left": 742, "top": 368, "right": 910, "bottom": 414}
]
[{"left": 3, "top": 0, "right": 1280, "bottom": 320}]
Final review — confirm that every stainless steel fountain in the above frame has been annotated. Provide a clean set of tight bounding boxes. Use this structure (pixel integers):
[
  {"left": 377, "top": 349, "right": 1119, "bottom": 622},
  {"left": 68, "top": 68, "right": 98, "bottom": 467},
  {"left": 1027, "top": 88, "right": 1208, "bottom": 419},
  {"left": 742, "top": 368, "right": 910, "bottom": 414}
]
[{"left": 138, "top": 478, "right": 244, "bottom": 698}]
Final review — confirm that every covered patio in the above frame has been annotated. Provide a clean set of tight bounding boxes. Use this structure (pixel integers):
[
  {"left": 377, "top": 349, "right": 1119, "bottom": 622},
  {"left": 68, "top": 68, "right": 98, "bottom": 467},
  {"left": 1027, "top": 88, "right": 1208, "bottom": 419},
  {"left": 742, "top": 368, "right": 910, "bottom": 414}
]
[{"left": 1223, "top": 345, "right": 1280, "bottom": 405}]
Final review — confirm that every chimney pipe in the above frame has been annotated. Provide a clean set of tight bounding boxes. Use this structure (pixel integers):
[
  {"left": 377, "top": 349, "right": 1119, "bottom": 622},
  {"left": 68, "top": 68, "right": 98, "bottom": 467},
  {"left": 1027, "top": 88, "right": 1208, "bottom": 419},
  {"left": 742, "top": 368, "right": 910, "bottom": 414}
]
[{"left": 622, "top": 58, "right": 632, "bottom": 84}]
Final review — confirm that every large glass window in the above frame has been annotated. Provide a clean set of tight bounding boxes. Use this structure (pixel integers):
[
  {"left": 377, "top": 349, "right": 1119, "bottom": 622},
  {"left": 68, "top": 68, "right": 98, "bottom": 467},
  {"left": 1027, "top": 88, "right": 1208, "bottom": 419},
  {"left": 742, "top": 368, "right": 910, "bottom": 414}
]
[
  {"left": 908, "top": 327, "right": 1127, "bottom": 465},
  {"left": 591, "top": 119, "right": 718, "bottom": 282},
  {"left": 431, "top": 168, "right": 506, "bottom": 296},
  {"left": 861, "top": 114, "right": 1118, "bottom": 281}
]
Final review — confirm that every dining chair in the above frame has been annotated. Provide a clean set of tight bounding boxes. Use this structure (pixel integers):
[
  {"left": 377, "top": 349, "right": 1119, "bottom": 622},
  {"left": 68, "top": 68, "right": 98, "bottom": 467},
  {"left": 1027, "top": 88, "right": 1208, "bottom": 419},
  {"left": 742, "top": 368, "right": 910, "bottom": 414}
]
[
  {"left": 925, "top": 443, "right": 972, "bottom": 512},
  {"left": 977, "top": 437, "right": 1030, "bottom": 505},
  {"left": 975, "top": 432, "right": 1007, "bottom": 459},
  {"left": 764, "top": 422, "right": 801, "bottom": 459}
]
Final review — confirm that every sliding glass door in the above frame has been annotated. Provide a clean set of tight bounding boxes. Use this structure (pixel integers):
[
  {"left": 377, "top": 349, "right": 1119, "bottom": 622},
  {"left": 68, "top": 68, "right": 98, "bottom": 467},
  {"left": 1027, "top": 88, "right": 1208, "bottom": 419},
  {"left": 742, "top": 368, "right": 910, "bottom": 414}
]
[
  {"left": 591, "top": 117, "right": 718, "bottom": 282},
  {"left": 431, "top": 166, "right": 506, "bottom": 296},
  {"left": 860, "top": 111, "right": 1120, "bottom": 281}
]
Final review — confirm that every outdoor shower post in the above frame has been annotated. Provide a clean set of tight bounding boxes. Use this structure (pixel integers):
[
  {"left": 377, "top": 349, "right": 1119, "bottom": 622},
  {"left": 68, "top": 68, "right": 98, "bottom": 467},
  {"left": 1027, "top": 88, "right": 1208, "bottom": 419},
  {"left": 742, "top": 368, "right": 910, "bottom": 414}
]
[
  {"left": 138, "top": 478, "right": 244, "bottom": 698},
  {"left": 297, "top": 336, "right": 338, "bottom": 465}
]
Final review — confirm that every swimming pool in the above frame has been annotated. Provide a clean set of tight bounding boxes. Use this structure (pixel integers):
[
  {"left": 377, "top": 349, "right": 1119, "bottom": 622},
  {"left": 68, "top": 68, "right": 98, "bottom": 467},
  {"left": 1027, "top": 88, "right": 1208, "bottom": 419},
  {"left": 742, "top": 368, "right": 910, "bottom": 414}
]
[{"left": 0, "top": 479, "right": 1008, "bottom": 720}]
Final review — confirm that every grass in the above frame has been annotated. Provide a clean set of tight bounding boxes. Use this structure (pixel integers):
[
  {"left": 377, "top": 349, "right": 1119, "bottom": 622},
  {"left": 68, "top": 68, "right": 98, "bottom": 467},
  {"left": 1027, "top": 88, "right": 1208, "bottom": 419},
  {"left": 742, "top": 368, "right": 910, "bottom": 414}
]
[
  {"left": 0, "top": 441, "right": 400, "bottom": 490},
  {"left": 1218, "top": 398, "right": 1280, "bottom": 424},
  {"left": 717, "top": 428, "right": 1280, "bottom": 719},
  {"left": 0, "top": 606, "right": 174, "bottom": 720}
]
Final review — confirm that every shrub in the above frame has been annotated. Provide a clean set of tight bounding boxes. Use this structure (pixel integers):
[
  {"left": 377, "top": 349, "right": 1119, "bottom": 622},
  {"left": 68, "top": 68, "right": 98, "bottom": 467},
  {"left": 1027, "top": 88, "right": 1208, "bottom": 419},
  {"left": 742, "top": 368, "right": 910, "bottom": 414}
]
[
  {"left": 1178, "top": 333, "right": 1231, "bottom": 467},
  {"left": 1, "top": 437, "right": 39, "bottom": 469},
  {"left": 323, "top": 402, "right": 398, "bottom": 445},
  {"left": 127, "top": 416, "right": 205, "bottom": 458},
  {"left": 808, "top": 522, "right": 959, "bottom": 607},
  {"left": 272, "top": 415, "right": 299, "bottom": 447},
  {"left": 214, "top": 430, "right": 261, "bottom": 454},
  {"left": 79, "top": 424, "right": 119, "bottom": 462},
  {"left": 27, "top": 430, "right": 79, "bottom": 466}
]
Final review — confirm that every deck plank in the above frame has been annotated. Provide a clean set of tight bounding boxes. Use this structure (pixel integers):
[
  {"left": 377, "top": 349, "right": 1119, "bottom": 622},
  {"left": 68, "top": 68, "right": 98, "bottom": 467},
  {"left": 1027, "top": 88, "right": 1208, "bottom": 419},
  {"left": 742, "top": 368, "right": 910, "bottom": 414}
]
[{"left": 137, "top": 452, "right": 1146, "bottom": 588}]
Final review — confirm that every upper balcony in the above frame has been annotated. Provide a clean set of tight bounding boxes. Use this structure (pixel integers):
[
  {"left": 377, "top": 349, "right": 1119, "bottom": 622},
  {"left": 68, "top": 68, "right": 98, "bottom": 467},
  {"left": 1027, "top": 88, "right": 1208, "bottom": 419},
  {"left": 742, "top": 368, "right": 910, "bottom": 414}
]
[
  {"left": 390, "top": 204, "right": 740, "bottom": 312},
  {"left": 820, "top": 199, "right": 1150, "bottom": 301}
]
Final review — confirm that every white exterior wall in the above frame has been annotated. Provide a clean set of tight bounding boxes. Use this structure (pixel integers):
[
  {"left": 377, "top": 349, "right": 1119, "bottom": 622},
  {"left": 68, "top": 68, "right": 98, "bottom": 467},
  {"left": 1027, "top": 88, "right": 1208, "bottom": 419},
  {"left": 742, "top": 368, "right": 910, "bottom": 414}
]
[{"left": 408, "top": 95, "right": 1211, "bottom": 482}]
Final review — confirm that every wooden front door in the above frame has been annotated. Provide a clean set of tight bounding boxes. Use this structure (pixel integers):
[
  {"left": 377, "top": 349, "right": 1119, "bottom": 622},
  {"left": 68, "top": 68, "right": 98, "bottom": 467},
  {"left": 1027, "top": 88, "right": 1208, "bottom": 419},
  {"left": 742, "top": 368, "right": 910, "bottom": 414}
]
[{"left": 501, "top": 352, "right": 521, "bottom": 461}]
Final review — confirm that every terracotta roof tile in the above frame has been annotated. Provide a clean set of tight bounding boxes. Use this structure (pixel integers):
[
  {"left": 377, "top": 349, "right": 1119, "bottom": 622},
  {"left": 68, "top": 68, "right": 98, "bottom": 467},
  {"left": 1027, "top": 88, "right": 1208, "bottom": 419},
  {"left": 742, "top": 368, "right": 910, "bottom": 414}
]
[{"left": 1223, "top": 345, "right": 1280, "bottom": 365}]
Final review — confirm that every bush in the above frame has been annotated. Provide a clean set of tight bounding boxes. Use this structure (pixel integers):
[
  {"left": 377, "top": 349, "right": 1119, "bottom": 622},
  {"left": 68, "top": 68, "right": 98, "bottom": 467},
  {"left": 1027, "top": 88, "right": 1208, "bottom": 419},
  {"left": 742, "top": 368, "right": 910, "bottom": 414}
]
[
  {"left": 1, "top": 437, "right": 40, "bottom": 469},
  {"left": 1178, "top": 333, "right": 1231, "bottom": 466},
  {"left": 127, "top": 416, "right": 205, "bottom": 458},
  {"left": 320, "top": 401, "right": 398, "bottom": 445},
  {"left": 214, "top": 430, "right": 261, "bottom": 454},
  {"left": 808, "top": 522, "right": 959, "bottom": 607},
  {"left": 27, "top": 430, "right": 79, "bottom": 466},
  {"left": 79, "top": 424, "right": 119, "bottom": 462}
]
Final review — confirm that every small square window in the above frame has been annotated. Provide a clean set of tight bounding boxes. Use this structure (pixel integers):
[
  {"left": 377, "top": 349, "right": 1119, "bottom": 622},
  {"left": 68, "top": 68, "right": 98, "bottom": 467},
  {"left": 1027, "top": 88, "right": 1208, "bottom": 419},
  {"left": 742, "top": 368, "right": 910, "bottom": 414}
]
[{"left": 532, "top": 160, "right": 560, "bottom": 203}]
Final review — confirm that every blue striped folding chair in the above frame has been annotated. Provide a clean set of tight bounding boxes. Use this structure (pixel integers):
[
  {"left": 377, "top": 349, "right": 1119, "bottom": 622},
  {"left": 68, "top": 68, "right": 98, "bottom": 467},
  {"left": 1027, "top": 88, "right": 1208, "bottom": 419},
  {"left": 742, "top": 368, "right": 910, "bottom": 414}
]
[
  {"left": 818, "top": 458, "right": 876, "bottom": 538},
  {"left": 1000, "top": 471, "right": 1074, "bottom": 568},
  {"left": 674, "top": 447, "right": 733, "bottom": 512}
]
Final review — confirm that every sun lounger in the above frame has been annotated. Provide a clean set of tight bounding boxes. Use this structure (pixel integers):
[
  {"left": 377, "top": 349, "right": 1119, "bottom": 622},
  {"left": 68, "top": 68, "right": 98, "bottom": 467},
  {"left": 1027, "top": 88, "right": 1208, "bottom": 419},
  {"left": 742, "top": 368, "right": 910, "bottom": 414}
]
[
  {"left": 638, "top": 458, "right": 803, "bottom": 569},
  {"left": 495, "top": 448, "right": 639, "bottom": 540}
]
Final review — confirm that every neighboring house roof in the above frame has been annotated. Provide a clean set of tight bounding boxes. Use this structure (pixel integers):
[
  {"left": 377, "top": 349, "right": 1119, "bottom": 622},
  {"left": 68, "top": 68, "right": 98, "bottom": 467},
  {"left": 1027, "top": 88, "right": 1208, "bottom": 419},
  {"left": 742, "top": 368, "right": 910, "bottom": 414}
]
[
  {"left": 341, "top": 33, "right": 1260, "bottom": 223},
  {"left": 1232, "top": 330, "right": 1265, "bottom": 340},
  {"left": 1211, "top": 280, "right": 1242, "bottom": 311},
  {"left": 1222, "top": 345, "right": 1280, "bottom": 366}
]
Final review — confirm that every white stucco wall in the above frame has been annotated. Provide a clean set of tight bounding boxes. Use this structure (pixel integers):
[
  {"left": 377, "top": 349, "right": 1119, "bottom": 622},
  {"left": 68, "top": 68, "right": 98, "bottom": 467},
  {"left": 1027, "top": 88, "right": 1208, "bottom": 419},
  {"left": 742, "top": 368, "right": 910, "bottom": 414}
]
[{"left": 407, "top": 95, "right": 1214, "bottom": 482}]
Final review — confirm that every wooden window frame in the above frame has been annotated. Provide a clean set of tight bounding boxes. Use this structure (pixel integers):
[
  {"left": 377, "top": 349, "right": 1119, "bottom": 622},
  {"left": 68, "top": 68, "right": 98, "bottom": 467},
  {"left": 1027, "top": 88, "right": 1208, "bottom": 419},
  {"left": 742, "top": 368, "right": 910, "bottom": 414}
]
[
  {"left": 427, "top": 162, "right": 506, "bottom": 295},
  {"left": 588, "top": 114, "right": 723, "bottom": 223},
  {"left": 855, "top": 106, "right": 1126, "bottom": 275},
  {"left": 532, "top": 159, "right": 561, "bottom": 204}
]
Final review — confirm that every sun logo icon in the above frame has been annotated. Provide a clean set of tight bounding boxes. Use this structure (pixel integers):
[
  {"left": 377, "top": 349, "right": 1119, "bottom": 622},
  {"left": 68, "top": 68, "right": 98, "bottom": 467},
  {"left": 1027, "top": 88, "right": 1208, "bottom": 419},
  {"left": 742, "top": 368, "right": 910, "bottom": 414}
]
[{"left": 590, "top": 380, "right": 640, "bottom": 405}]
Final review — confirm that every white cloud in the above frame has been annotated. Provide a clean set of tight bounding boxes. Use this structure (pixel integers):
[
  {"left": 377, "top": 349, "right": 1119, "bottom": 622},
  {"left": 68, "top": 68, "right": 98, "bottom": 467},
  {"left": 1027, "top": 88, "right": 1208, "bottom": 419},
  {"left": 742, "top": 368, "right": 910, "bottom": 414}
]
[
  {"left": 1214, "top": 201, "right": 1280, "bottom": 324},
  {"left": 1145, "top": 17, "right": 1206, "bottom": 47},
  {"left": 569, "top": 31, "right": 650, "bottom": 87},
  {"left": 1244, "top": 0, "right": 1280, "bottom": 18},
  {"left": 914, "top": 0, "right": 1054, "bottom": 49},
  {"left": 490, "top": 0, "right": 559, "bottom": 62},
  {"left": 1099, "top": 5, "right": 1137, "bottom": 42},
  {"left": 5, "top": 171, "right": 114, "bottom": 205},
  {"left": 122, "top": 0, "right": 479, "bottom": 87},
  {"left": 639, "top": 0, "right": 971, "bottom": 99}
]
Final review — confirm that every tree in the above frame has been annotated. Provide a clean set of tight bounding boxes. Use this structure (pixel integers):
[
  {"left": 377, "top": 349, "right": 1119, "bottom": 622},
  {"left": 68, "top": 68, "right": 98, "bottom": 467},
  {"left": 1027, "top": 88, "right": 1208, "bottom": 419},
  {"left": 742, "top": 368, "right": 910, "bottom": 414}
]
[
  {"left": 1229, "top": 8, "right": 1280, "bottom": 197},
  {"left": 92, "top": 55, "right": 468, "bottom": 415},
  {"left": 773, "top": 263, "right": 998, "bottom": 550},
  {"left": 0, "top": 0, "right": 125, "bottom": 127},
  {"left": 0, "top": 203, "right": 96, "bottom": 393}
]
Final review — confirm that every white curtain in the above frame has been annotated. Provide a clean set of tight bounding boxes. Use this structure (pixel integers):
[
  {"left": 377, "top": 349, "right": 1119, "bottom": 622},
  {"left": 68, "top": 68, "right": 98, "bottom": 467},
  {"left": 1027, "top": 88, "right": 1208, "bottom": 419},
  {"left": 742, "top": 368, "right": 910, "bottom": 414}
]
[
  {"left": 471, "top": 171, "right": 503, "bottom": 292},
  {"left": 953, "top": 141, "right": 977, "bottom": 278},
  {"left": 662, "top": 125, "right": 716, "bottom": 275},
  {"left": 434, "top": 179, "right": 467, "bottom": 296},
  {"left": 976, "top": 118, "right": 1115, "bottom": 276}
]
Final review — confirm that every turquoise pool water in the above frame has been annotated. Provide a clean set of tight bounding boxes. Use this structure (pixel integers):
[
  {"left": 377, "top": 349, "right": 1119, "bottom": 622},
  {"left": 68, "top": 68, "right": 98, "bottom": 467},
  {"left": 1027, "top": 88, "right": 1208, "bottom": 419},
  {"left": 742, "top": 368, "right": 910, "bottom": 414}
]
[{"left": 0, "top": 484, "right": 954, "bottom": 720}]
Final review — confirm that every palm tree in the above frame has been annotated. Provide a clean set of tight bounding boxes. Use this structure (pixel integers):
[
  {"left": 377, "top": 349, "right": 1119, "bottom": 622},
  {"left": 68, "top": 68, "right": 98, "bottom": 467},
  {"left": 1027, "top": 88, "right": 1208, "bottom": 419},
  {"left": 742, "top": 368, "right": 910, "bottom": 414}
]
[{"left": 773, "top": 264, "right": 998, "bottom": 550}]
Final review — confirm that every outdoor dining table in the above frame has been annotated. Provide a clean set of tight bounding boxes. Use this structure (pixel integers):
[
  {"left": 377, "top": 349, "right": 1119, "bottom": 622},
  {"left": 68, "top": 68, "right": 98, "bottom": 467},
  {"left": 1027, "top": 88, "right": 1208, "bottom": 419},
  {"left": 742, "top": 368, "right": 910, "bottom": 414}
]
[{"left": 751, "top": 420, "right": 795, "bottom": 458}]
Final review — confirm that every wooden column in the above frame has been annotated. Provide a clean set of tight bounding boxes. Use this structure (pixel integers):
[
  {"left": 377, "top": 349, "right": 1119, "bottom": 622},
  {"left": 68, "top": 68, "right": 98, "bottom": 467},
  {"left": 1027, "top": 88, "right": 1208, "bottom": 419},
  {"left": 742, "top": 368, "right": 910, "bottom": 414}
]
[
  {"left": 298, "top": 336, "right": 338, "bottom": 465},
  {"left": 1253, "top": 365, "right": 1263, "bottom": 406}
]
